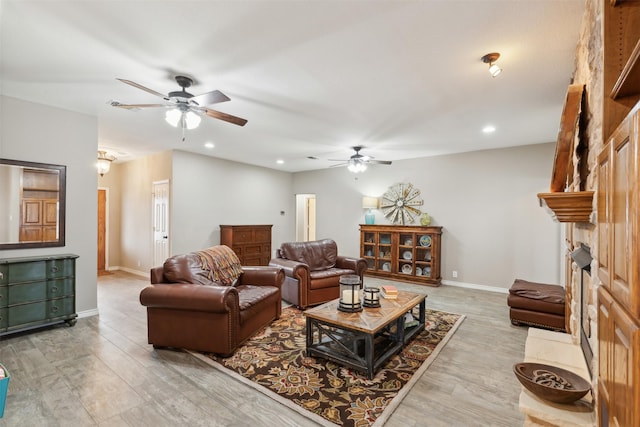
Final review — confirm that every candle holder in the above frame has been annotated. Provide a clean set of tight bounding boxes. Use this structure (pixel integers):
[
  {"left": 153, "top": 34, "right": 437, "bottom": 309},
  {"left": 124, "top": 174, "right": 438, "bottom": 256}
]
[
  {"left": 363, "top": 287, "right": 381, "bottom": 308},
  {"left": 338, "top": 275, "right": 362, "bottom": 312}
]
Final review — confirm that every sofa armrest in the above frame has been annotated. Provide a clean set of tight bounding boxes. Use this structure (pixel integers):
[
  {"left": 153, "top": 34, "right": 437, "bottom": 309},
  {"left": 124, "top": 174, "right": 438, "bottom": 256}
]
[
  {"left": 140, "top": 283, "right": 238, "bottom": 313},
  {"left": 150, "top": 266, "right": 166, "bottom": 284},
  {"left": 269, "top": 258, "right": 310, "bottom": 280},
  {"left": 336, "top": 256, "right": 368, "bottom": 276},
  {"left": 239, "top": 266, "right": 285, "bottom": 288}
]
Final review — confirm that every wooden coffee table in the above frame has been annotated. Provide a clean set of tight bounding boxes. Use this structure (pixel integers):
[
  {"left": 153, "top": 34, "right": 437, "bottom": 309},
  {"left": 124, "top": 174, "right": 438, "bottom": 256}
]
[{"left": 304, "top": 290, "right": 427, "bottom": 379}]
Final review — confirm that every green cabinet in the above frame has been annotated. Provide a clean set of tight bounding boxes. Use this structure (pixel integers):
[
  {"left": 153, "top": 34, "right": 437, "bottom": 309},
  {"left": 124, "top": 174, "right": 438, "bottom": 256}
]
[{"left": 0, "top": 254, "right": 78, "bottom": 336}]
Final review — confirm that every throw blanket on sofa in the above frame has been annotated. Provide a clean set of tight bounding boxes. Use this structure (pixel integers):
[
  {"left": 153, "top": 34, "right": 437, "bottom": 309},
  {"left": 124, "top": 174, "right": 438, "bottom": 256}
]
[{"left": 197, "top": 246, "right": 243, "bottom": 286}]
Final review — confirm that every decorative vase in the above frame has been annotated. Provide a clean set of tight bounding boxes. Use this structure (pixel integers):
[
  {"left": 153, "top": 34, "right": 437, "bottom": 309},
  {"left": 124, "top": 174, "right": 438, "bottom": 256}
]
[
  {"left": 420, "top": 212, "right": 431, "bottom": 226},
  {"left": 365, "top": 209, "right": 375, "bottom": 225}
]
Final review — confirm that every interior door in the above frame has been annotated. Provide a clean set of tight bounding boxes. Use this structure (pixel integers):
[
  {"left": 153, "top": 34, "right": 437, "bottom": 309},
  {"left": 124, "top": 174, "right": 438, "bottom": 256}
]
[
  {"left": 153, "top": 180, "right": 170, "bottom": 267},
  {"left": 97, "top": 188, "right": 107, "bottom": 272}
]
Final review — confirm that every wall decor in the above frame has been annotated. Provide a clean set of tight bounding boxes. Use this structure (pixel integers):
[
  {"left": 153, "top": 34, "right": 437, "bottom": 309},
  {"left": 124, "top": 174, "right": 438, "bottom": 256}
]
[{"left": 380, "top": 182, "right": 423, "bottom": 225}]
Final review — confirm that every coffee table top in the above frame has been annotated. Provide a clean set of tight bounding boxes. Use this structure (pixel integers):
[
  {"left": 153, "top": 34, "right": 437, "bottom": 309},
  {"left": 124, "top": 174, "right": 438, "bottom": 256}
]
[{"left": 303, "top": 290, "right": 427, "bottom": 334}]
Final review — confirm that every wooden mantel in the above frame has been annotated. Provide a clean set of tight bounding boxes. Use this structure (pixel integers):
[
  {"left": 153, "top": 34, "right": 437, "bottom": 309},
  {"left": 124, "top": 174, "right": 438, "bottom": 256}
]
[
  {"left": 537, "top": 191, "right": 594, "bottom": 223},
  {"left": 538, "top": 84, "right": 594, "bottom": 223}
]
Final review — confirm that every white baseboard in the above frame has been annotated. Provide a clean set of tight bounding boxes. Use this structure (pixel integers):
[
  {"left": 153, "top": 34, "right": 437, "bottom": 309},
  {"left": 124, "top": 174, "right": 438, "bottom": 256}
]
[
  {"left": 441, "top": 279, "right": 509, "bottom": 294},
  {"left": 77, "top": 308, "right": 99, "bottom": 318},
  {"left": 107, "top": 266, "right": 148, "bottom": 278}
]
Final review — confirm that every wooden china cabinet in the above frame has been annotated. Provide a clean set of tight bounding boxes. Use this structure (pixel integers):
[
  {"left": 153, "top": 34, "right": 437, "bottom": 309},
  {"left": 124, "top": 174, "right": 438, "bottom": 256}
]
[{"left": 360, "top": 224, "right": 441, "bottom": 286}]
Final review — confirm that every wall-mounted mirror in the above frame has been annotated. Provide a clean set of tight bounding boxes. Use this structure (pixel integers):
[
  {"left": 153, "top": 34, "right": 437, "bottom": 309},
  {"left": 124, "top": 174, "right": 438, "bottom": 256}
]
[{"left": 0, "top": 158, "right": 66, "bottom": 249}]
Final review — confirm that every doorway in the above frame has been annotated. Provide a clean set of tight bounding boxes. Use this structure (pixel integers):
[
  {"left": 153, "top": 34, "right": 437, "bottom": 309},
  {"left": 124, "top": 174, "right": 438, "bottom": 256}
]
[
  {"left": 295, "top": 194, "right": 316, "bottom": 242},
  {"left": 97, "top": 188, "right": 108, "bottom": 274},
  {"left": 153, "top": 180, "right": 170, "bottom": 267}
]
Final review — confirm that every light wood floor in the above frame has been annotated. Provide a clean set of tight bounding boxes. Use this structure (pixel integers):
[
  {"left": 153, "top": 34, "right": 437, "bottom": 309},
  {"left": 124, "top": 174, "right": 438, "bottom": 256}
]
[{"left": 0, "top": 272, "right": 528, "bottom": 426}]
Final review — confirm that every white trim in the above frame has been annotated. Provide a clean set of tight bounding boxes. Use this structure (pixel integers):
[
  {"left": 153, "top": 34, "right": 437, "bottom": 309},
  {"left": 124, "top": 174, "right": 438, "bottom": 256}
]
[
  {"left": 77, "top": 308, "right": 99, "bottom": 318},
  {"left": 109, "top": 266, "right": 148, "bottom": 278},
  {"left": 441, "top": 279, "right": 509, "bottom": 294}
]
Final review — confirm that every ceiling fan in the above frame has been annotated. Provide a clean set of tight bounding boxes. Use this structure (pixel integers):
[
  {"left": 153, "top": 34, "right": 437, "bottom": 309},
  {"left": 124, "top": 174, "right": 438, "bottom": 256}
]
[
  {"left": 111, "top": 75, "right": 247, "bottom": 137},
  {"left": 329, "top": 146, "right": 392, "bottom": 173}
]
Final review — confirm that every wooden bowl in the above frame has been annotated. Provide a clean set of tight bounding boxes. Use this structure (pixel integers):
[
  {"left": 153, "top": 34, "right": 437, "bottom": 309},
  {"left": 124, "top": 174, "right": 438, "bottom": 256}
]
[{"left": 513, "top": 362, "right": 591, "bottom": 404}]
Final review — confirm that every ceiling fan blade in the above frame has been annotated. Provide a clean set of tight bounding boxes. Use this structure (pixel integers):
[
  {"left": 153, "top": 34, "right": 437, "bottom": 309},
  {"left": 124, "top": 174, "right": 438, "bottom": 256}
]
[
  {"left": 369, "top": 160, "right": 392, "bottom": 165},
  {"left": 190, "top": 90, "right": 231, "bottom": 106},
  {"left": 330, "top": 162, "right": 347, "bottom": 168},
  {"left": 117, "top": 78, "right": 169, "bottom": 100},
  {"left": 204, "top": 108, "right": 248, "bottom": 126},
  {"left": 110, "top": 102, "right": 166, "bottom": 110},
  {"left": 328, "top": 158, "right": 349, "bottom": 162}
]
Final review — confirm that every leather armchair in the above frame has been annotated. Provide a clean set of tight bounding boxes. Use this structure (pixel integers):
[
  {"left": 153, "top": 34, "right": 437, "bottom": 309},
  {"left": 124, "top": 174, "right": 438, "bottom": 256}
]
[
  {"left": 269, "top": 239, "right": 367, "bottom": 309},
  {"left": 140, "top": 246, "right": 284, "bottom": 356}
]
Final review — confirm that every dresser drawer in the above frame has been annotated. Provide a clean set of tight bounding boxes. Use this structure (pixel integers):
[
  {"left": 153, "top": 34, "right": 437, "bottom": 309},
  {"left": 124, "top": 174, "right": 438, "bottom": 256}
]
[
  {"left": 0, "top": 286, "right": 6, "bottom": 308},
  {"left": 7, "top": 261, "right": 46, "bottom": 283},
  {"left": 48, "top": 278, "right": 74, "bottom": 298},
  {"left": 47, "top": 258, "right": 75, "bottom": 279},
  {"left": 9, "top": 281, "right": 47, "bottom": 305},
  {"left": 8, "top": 301, "right": 46, "bottom": 327},
  {"left": 0, "top": 266, "right": 7, "bottom": 285},
  {"left": 47, "top": 297, "right": 74, "bottom": 319},
  {"left": 0, "top": 307, "right": 6, "bottom": 330}
]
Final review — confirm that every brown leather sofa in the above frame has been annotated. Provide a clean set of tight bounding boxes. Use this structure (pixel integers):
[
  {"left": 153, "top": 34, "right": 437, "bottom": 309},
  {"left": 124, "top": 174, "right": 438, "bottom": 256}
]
[
  {"left": 269, "top": 239, "right": 367, "bottom": 309},
  {"left": 507, "top": 278, "right": 566, "bottom": 332},
  {"left": 139, "top": 246, "right": 285, "bottom": 356}
]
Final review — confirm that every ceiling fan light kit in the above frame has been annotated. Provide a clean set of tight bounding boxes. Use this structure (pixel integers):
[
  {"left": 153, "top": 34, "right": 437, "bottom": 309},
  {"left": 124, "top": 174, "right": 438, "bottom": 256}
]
[
  {"left": 481, "top": 52, "right": 502, "bottom": 77},
  {"left": 331, "top": 146, "right": 392, "bottom": 173},
  {"left": 113, "top": 75, "right": 247, "bottom": 139}
]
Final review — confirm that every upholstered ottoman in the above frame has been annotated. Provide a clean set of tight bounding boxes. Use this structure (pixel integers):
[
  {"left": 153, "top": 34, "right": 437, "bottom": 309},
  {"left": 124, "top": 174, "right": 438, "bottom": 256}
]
[{"left": 507, "top": 279, "right": 566, "bottom": 332}]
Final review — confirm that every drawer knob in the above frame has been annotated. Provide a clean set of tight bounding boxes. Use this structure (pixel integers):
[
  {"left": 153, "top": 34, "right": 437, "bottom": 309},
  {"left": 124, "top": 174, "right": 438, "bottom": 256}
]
[
  {"left": 51, "top": 266, "right": 59, "bottom": 273},
  {"left": 52, "top": 306, "right": 58, "bottom": 312},
  {"left": 0, "top": 272, "right": 3, "bottom": 279},
  {"left": 51, "top": 286, "right": 58, "bottom": 293}
]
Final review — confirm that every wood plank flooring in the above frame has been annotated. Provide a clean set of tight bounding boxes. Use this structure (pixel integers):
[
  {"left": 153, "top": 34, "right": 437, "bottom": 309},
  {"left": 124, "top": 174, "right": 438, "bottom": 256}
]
[{"left": 0, "top": 272, "right": 528, "bottom": 426}]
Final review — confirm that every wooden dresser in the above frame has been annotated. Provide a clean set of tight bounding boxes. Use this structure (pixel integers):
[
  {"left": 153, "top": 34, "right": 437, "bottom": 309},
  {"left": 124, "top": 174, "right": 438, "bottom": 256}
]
[
  {"left": 0, "top": 254, "right": 78, "bottom": 336},
  {"left": 220, "top": 225, "right": 272, "bottom": 266}
]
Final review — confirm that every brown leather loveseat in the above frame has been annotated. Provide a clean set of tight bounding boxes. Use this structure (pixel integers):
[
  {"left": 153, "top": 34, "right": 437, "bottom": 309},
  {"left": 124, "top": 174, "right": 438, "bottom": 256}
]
[
  {"left": 269, "top": 239, "right": 367, "bottom": 309},
  {"left": 139, "top": 245, "right": 284, "bottom": 356}
]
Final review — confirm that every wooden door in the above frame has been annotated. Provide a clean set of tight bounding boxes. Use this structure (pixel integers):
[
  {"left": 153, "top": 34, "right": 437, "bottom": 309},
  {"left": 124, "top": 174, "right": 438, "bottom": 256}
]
[{"left": 97, "top": 189, "right": 106, "bottom": 272}]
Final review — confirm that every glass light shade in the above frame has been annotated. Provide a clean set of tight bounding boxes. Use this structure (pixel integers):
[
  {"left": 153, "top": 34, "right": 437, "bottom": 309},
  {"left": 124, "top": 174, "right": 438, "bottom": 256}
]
[
  {"left": 165, "top": 109, "right": 182, "bottom": 127},
  {"left": 96, "top": 150, "right": 116, "bottom": 176},
  {"left": 184, "top": 111, "right": 201, "bottom": 129},
  {"left": 347, "top": 160, "right": 367, "bottom": 173},
  {"left": 489, "top": 63, "right": 502, "bottom": 77},
  {"left": 96, "top": 159, "right": 111, "bottom": 176}
]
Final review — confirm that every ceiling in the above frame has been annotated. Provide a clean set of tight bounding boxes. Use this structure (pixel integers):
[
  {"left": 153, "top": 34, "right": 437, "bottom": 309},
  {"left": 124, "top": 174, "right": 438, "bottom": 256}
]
[{"left": 0, "top": 0, "right": 586, "bottom": 173}]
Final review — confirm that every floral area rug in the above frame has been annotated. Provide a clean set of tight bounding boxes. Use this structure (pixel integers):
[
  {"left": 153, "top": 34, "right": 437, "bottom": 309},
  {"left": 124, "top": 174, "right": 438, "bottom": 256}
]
[{"left": 189, "top": 306, "right": 464, "bottom": 427}]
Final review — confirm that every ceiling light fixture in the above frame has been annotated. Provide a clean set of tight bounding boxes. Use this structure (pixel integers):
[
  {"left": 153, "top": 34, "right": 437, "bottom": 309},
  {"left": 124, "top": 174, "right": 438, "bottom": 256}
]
[
  {"left": 481, "top": 52, "right": 502, "bottom": 77},
  {"left": 347, "top": 159, "right": 367, "bottom": 173},
  {"left": 97, "top": 150, "right": 116, "bottom": 176},
  {"left": 482, "top": 125, "right": 496, "bottom": 133}
]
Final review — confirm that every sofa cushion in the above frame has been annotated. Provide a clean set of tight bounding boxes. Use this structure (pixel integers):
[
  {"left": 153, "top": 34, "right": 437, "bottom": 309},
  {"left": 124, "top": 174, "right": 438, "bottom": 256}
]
[
  {"left": 162, "top": 252, "right": 214, "bottom": 285},
  {"left": 280, "top": 239, "right": 338, "bottom": 271},
  {"left": 196, "top": 245, "right": 243, "bottom": 286},
  {"left": 509, "top": 279, "right": 565, "bottom": 304}
]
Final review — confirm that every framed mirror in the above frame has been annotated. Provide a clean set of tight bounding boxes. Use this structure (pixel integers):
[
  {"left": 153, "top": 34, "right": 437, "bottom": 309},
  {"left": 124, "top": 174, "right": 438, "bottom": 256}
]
[{"left": 0, "top": 158, "right": 66, "bottom": 249}]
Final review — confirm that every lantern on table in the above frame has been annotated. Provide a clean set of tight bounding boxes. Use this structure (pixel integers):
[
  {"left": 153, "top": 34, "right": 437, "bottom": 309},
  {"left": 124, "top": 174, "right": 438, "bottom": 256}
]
[
  {"left": 363, "top": 287, "right": 381, "bottom": 308},
  {"left": 338, "top": 275, "right": 362, "bottom": 312}
]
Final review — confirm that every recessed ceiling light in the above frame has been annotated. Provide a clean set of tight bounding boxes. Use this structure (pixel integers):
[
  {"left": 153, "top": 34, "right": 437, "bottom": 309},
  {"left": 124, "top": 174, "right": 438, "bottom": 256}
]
[
  {"left": 276, "top": 159, "right": 284, "bottom": 164},
  {"left": 482, "top": 125, "right": 496, "bottom": 134},
  {"left": 204, "top": 142, "right": 214, "bottom": 149}
]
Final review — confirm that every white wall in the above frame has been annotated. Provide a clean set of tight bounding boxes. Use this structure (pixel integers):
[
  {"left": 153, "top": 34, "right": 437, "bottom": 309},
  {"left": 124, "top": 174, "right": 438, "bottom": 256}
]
[
  {"left": 0, "top": 96, "right": 98, "bottom": 314},
  {"left": 293, "top": 143, "right": 560, "bottom": 290},
  {"left": 171, "top": 150, "right": 295, "bottom": 256}
]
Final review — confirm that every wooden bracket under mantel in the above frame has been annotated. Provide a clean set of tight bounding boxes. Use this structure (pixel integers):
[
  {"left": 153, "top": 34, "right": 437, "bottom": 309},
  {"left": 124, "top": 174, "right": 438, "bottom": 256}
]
[{"left": 537, "top": 191, "right": 594, "bottom": 223}]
